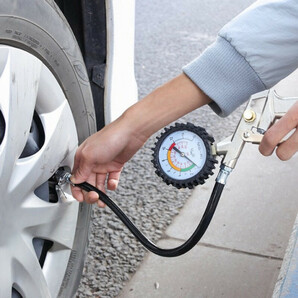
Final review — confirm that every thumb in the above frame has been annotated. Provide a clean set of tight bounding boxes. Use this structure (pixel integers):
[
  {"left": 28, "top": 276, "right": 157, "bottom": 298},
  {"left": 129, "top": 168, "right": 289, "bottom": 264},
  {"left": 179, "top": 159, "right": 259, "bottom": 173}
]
[
  {"left": 71, "top": 167, "right": 91, "bottom": 184},
  {"left": 71, "top": 151, "right": 93, "bottom": 184}
]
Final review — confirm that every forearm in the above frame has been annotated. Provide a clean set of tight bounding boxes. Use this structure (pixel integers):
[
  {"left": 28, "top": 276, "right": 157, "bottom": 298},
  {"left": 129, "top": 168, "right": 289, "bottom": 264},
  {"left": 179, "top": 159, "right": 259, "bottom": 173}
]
[
  {"left": 71, "top": 73, "right": 211, "bottom": 202},
  {"left": 122, "top": 73, "right": 211, "bottom": 141}
]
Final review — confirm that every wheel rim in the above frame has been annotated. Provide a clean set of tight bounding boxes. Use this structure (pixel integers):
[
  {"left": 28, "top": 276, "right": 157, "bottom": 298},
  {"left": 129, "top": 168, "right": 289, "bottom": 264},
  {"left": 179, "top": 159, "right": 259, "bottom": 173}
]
[{"left": 0, "top": 45, "right": 80, "bottom": 297}]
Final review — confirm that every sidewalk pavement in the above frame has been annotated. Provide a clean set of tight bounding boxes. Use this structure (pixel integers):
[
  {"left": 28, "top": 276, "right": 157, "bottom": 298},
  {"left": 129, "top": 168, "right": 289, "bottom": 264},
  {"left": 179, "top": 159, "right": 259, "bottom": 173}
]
[{"left": 119, "top": 144, "right": 298, "bottom": 298}]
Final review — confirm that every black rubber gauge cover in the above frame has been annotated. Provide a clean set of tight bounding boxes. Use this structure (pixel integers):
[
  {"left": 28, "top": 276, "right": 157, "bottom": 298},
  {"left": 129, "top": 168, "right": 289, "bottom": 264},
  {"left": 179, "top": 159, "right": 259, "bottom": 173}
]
[{"left": 152, "top": 122, "right": 218, "bottom": 189}]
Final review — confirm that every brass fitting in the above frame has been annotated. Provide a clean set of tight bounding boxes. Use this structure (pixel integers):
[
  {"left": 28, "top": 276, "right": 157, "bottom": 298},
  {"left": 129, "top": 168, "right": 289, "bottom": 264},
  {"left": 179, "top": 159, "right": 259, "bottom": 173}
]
[{"left": 243, "top": 109, "right": 256, "bottom": 122}]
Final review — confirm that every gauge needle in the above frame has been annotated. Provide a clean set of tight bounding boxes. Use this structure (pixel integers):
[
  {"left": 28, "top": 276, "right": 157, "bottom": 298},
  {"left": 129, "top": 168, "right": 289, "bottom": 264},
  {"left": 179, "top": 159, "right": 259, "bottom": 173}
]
[{"left": 172, "top": 146, "right": 198, "bottom": 167}]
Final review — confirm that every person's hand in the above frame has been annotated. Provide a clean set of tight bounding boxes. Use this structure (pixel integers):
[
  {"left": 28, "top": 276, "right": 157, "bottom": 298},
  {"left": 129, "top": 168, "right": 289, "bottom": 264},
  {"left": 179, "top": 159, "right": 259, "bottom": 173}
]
[
  {"left": 259, "top": 101, "right": 298, "bottom": 160},
  {"left": 71, "top": 115, "right": 146, "bottom": 207},
  {"left": 70, "top": 74, "right": 212, "bottom": 206}
]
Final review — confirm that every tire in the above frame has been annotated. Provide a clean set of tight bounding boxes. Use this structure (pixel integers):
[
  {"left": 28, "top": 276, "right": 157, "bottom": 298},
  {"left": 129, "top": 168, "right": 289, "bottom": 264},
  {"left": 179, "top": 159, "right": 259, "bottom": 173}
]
[{"left": 0, "top": 0, "right": 97, "bottom": 297}]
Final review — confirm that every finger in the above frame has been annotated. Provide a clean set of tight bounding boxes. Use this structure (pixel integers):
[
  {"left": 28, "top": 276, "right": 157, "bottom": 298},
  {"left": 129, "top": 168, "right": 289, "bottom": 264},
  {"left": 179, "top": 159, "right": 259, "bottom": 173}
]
[
  {"left": 96, "top": 173, "right": 107, "bottom": 192},
  {"left": 71, "top": 163, "right": 92, "bottom": 184},
  {"left": 107, "top": 171, "right": 121, "bottom": 190},
  {"left": 260, "top": 104, "right": 298, "bottom": 156},
  {"left": 72, "top": 144, "right": 82, "bottom": 174},
  {"left": 275, "top": 128, "right": 298, "bottom": 161},
  {"left": 84, "top": 175, "right": 106, "bottom": 208},
  {"left": 97, "top": 200, "right": 106, "bottom": 208},
  {"left": 84, "top": 174, "right": 99, "bottom": 204},
  {"left": 72, "top": 145, "right": 84, "bottom": 181},
  {"left": 71, "top": 186, "right": 84, "bottom": 202},
  {"left": 72, "top": 148, "right": 94, "bottom": 184},
  {"left": 96, "top": 173, "right": 107, "bottom": 208},
  {"left": 85, "top": 191, "right": 100, "bottom": 204},
  {"left": 259, "top": 128, "right": 278, "bottom": 156}
]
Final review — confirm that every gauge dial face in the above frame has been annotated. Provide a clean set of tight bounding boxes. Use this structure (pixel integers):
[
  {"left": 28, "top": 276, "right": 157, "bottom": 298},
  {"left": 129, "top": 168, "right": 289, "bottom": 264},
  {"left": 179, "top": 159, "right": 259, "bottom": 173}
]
[{"left": 158, "top": 129, "right": 207, "bottom": 181}]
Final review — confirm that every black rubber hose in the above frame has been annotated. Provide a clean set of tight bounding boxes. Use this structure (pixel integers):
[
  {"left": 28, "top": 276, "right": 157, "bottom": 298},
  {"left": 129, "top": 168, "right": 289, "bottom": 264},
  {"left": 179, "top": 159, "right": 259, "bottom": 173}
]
[{"left": 75, "top": 181, "right": 224, "bottom": 257}]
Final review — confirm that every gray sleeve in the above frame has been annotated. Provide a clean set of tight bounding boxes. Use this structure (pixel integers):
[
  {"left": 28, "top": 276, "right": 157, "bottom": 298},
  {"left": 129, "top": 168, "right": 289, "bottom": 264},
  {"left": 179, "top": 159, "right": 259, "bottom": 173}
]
[{"left": 183, "top": 0, "right": 298, "bottom": 117}]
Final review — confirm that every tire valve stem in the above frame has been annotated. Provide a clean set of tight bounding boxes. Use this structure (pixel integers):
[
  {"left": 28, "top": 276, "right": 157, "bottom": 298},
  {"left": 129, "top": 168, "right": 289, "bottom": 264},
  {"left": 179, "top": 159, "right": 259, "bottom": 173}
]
[
  {"left": 54, "top": 168, "right": 73, "bottom": 202},
  {"left": 55, "top": 184, "right": 68, "bottom": 202}
]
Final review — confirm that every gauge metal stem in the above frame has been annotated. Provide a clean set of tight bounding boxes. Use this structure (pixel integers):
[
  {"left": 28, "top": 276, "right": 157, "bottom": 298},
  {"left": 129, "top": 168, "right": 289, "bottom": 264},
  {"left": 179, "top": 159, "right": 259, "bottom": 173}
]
[{"left": 216, "top": 165, "right": 233, "bottom": 185}]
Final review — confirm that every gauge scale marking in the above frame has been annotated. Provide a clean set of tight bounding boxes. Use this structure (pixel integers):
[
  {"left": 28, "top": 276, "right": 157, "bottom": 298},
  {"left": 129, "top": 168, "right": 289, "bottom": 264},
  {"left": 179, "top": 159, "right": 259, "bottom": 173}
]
[
  {"left": 159, "top": 130, "right": 206, "bottom": 180},
  {"left": 152, "top": 123, "right": 217, "bottom": 189}
]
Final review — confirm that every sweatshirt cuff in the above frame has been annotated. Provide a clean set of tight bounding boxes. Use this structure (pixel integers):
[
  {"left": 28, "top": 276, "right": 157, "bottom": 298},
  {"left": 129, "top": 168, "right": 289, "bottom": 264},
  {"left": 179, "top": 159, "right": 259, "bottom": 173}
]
[{"left": 183, "top": 36, "right": 266, "bottom": 117}]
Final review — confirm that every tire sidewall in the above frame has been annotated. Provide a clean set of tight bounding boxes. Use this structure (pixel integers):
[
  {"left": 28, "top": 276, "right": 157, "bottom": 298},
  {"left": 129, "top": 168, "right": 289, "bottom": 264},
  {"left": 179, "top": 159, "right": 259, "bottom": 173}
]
[{"left": 0, "top": 0, "right": 97, "bottom": 143}]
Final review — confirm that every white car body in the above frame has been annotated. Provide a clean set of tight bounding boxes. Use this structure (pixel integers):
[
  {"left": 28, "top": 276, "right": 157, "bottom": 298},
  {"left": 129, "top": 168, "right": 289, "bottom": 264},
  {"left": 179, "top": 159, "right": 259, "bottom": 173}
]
[{"left": 105, "top": 0, "right": 138, "bottom": 123}]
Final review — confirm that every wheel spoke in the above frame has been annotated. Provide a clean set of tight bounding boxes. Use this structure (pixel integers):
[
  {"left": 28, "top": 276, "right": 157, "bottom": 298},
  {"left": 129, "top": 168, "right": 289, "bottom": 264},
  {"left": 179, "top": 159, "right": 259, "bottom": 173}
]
[
  {"left": 0, "top": 249, "right": 12, "bottom": 298},
  {"left": 0, "top": 47, "right": 42, "bottom": 187},
  {"left": 12, "top": 236, "right": 50, "bottom": 297},
  {"left": 21, "top": 194, "right": 79, "bottom": 249},
  {"left": 9, "top": 109, "right": 77, "bottom": 196},
  {"left": 43, "top": 249, "right": 72, "bottom": 297}
]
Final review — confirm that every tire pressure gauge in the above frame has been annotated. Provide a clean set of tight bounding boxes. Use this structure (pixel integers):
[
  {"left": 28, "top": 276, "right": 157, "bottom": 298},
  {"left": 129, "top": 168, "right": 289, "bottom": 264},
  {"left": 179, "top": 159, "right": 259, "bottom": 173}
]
[{"left": 152, "top": 122, "right": 218, "bottom": 189}]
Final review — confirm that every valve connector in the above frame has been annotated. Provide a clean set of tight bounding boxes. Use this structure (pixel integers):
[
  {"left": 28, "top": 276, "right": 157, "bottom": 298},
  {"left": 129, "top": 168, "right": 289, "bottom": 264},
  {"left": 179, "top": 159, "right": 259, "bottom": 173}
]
[{"left": 54, "top": 168, "right": 73, "bottom": 186}]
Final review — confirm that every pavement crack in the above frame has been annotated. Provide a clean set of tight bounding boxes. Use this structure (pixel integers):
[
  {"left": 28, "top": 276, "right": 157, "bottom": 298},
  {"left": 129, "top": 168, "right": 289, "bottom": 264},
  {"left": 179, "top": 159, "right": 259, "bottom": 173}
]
[
  {"left": 198, "top": 242, "right": 283, "bottom": 261},
  {"left": 164, "top": 236, "right": 283, "bottom": 260}
]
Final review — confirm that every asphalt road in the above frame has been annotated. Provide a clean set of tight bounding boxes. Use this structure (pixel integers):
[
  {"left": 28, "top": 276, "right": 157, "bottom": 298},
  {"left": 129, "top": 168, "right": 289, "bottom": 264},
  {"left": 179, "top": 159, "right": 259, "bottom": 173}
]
[{"left": 77, "top": 1, "right": 255, "bottom": 297}]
